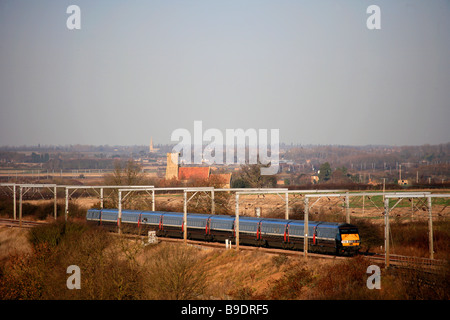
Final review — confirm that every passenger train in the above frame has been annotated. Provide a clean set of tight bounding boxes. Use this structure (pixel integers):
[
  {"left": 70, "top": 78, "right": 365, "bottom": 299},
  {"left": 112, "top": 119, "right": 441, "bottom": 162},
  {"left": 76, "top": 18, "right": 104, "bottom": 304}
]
[{"left": 86, "top": 209, "right": 361, "bottom": 255}]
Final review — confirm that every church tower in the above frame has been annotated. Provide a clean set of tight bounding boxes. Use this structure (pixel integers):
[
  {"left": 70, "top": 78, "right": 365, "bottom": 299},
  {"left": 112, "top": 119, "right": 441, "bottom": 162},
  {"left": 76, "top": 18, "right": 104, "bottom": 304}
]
[{"left": 165, "top": 152, "right": 179, "bottom": 180}]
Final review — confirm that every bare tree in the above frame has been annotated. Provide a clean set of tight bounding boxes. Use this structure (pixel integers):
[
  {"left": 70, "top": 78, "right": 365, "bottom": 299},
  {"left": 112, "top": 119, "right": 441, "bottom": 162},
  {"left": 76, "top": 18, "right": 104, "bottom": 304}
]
[
  {"left": 232, "top": 164, "right": 277, "bottom": 188},
  {"left": 103, "top": 159, "right": 147, "bottom": 208},
  {"left": 104, "top": 159, "right": 144, "bottom": 186}
]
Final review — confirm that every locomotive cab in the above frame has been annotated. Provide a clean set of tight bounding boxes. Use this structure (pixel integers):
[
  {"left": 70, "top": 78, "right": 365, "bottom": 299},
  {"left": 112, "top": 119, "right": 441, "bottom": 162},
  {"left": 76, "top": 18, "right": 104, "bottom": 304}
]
[{"left": 337, "top": 224, "right": 360, "bottom": 255}]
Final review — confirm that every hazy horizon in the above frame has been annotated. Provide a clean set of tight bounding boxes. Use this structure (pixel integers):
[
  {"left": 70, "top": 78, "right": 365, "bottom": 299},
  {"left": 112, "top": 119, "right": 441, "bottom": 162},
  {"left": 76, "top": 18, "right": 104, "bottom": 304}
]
[
  {"left": 1, "top": 1, "right": 449, "bottom": 147},
  {"left": 1, "top": 141, "right": 449, "bottom": 150}
]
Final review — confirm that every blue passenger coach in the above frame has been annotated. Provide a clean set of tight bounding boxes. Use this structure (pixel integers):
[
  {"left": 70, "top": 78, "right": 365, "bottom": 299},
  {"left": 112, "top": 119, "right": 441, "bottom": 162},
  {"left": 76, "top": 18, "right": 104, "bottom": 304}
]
[{"left": 86, "top": 208, "right": 360, "bottom": 255}]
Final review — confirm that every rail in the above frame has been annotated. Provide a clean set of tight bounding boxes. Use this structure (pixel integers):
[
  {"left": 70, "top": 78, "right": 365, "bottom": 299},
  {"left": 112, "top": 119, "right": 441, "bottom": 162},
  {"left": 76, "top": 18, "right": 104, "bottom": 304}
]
[
  {"left": 0, "top": 218, "right": 48, "bottom": 228},
  {"left": 366, "top": 253, "right": 447, "bottom": 269}
]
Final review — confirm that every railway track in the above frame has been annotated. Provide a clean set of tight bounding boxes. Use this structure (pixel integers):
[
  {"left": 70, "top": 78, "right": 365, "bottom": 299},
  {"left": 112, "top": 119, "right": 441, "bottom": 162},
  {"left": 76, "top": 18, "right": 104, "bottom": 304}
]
[
  {"left": 161, "top": 238, "right": 448, "bottom": 271},
  {"left": 113, "top": 231, "right": 348, "bottom": 260},
  {"left": 129, "top": 234, "right": 448, "bottom": 271},
  {"left": 0, "top": 217, "right": 48, "bottom": 228},
  {"left": 364, "top": 252, "right": 447, "bottom": 270},
  {"left": 159, "top": 236, "right": 350, "bottom": 260}
]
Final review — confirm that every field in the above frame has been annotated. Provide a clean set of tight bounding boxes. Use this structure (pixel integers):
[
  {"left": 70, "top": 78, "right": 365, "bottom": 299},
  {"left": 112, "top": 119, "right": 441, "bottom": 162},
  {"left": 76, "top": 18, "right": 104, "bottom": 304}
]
[
  {"left": 0, "top": 189, "right": 449, "bottom": 300},
  {"left": 0, "top": 219, "right": 449, "bottom": 300}
]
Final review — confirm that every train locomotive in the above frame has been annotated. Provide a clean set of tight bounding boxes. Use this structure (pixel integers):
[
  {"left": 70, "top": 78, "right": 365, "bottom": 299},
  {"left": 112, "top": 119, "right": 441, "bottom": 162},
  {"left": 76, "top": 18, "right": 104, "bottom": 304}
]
[{"left": 86, "top": 209, "right": 361, "bottom": 255}]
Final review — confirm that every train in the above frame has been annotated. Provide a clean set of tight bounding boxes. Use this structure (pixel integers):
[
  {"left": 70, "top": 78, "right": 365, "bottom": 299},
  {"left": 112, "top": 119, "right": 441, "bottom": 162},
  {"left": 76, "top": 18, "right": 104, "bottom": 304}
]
[{"left": 86, "top": 208, "right": 361, "bottom": 255}]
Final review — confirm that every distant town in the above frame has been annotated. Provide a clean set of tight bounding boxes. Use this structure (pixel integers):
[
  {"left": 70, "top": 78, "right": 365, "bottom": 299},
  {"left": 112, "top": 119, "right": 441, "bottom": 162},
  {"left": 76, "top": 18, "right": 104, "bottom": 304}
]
[{"left": 0, "top": 141, "right": 449, "bottom": 189}]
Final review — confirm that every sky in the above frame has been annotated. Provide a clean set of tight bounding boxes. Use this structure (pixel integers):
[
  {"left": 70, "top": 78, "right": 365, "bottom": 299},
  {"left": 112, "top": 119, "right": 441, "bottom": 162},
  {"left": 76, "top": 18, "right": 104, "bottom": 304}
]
[{"left": 0, "top": 0, "right": 449, "bottom": 147}]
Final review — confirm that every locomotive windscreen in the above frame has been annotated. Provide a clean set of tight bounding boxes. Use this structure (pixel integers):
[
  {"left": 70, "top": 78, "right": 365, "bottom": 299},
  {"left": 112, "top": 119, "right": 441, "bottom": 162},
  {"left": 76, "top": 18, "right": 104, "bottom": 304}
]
[{"left": 340, "top": 227, "right": 358, "bottom": 234}]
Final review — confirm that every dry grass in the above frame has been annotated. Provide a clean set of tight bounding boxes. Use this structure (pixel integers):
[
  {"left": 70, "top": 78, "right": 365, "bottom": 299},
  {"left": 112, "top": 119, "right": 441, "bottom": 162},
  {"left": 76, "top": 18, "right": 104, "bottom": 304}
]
[
  {"left": 200, "top": 250, "right": 286, "bottom": 299},
  {"left": 0, "top": 227, "right": 32, "bottom": 265},
  {"left": 0, "top": 221, "right": 144, "bottom": 300},
  {"left": 0, "top": 214, "right": 449, "bottom": 300}
]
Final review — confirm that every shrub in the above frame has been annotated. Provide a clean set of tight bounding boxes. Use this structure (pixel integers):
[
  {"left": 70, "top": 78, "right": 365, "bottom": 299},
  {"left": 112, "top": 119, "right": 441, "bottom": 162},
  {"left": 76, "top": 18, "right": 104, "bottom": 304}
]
[
  {"left": 312, "top": 256, "right": 381, "bottom": 300},
  {"left": 389, "top": 220, "right": 450, "bottom": 258},
  {"left": 353, "top": 218, "right": 384, "bottom": 252},
  {"left": 272, "top": 254, "right": 289, "bottom": 268},
  {"left": 386, "top": 262, "right": 450, "bottom": 300},
  {"left": 144, "top": 243, "right": 208, "bottom": 299},
  {"left": 264, "top": 262, "right": 313, "bottom": 299},
  {"left": 0, "top": 199, "right": 85, "bottom": 220},
  {"left": 0, "top": 252, "right": 44, "bottom": 299},
  {"left": 28, "top": 219, "right": 88, "bottom": 249},
  {"left": 229, "top": 286, "right": 255, "bottom": 300},
  {"left": 1, "top": 221, "right": 145, "bottom": 300}
]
